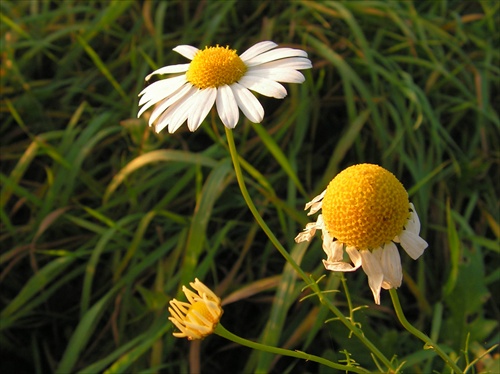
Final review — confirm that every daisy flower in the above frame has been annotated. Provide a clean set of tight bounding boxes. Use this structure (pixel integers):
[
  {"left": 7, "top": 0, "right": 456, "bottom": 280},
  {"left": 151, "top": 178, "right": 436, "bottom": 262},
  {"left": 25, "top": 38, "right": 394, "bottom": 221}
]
[
  {"left": 138, "top": 41, "right": 312, "bottom": 133},
  {"left": 295, "top": 164, "right": 428, "bottom": 305},
  {"left": 169, "top": 278, "right": 223, "bottom": 340}
]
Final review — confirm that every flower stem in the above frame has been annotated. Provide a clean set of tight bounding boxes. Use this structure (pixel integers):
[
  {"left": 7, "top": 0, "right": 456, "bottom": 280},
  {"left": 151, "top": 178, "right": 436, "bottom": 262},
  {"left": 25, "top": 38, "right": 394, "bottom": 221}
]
[
  {"left": 389, "top": 289, "right": 462, "bottom": 374},
  {"left": 214, "top": 324, "right": 370, "bottom": 373},
  {"left": 224, "top": 127, "right": 394, "bottom": 372}
]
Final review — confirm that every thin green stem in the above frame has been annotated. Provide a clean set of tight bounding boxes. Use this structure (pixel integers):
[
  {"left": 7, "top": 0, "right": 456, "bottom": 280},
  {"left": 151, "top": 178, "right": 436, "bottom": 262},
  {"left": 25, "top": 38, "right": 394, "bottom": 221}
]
[
  {"left": 389, "top": 289, "right": 463, "bottom": 374},
  {"left": 224, "top": 127, "right": 394, "bottom": 372},
  {"left": 214, "top": 324, "right": 370, "bottom": 373}
]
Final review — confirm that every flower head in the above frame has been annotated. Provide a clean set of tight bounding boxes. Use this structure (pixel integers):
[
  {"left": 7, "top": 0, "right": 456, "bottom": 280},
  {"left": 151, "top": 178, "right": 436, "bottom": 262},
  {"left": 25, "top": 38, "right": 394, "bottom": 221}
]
[
  {"left": 138, "top": 41, "right": 312, "bottom": 133},
  {"left": 295, "top": 164, "right": 428, "bottom": 304},
  {"left": 168, "top": 278, "right": 223, "bottom": 340}
]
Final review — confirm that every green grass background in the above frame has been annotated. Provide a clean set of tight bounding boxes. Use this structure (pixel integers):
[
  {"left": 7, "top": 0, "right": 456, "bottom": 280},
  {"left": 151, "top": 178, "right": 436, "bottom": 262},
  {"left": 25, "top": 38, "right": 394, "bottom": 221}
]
[{"left": 1, "top": 0, "right": 499, "bottom": 373}]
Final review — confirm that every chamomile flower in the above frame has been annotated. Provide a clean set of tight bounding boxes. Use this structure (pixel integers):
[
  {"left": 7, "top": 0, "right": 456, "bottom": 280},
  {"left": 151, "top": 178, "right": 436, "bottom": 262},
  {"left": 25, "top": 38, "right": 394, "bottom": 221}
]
[
  {"left": 169, "top": 278, "right": 223, "bottom": 340},
  {"left": 138, "top": 41, "right": 312, "bottom": 133},
  {"left": 295, "top": 164, "right": 428, "bottom": 304}
]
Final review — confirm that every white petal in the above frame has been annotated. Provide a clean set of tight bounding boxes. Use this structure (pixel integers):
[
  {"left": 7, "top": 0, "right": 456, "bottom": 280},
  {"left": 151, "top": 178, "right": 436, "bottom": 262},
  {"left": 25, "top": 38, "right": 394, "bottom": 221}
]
[
  {"left": 231, "top": 83, "right": 264, "bottom": 123},
  {"left": 305, "top": 190, "right": 326, "bottom": 215},
  {"left": 238, "top": 75, "right": 287, "bottom": 99},
  {"left": 399, "top": 230, "right": 428, "bottom": 260},
  {"left": 153, "top": 86, "right": 197, "bottom": 133},
  {"left": 345, "top": 246, "right": 363, "bottom": 269},
  {"left": 295, "top": 220, "right": 320, "bottom": 243},
  {"left": 244, "top": 48, "right": 308, "bottom": 67},
  {"left": 145, "top": 64, "right": 190, "bottom": 81},
  {"left": 173, "top": 45, "right": 199, "bottom": 60},
  {"left": 246, "top": 68, "right": 305, "bottom": 83},
  {"left": 359, "top": 250, "right": 384, "bottom": 305},
  {"left": 216, "top": 85, "right": 239, "bottom": 128},
  {"left": 167, "top": 88, "right": 201, "bottom": 133},
  {"left": 323, "top": 239, "right": 344, "bottom": 263},
  {"left": 239, "top": 41, "right": 278, "bottom": 61},
  {"left": 139, "top": 75, "right": 186, "bottom": 102},
  {"left": 323, "top": 259, "right": 361, "bottom": 272},
  {"left": 187, "top": 88, "right": 217, "bottom": 132},
  {"left": 138, "top": 76, "right": 188, "bottom": 118},
  {"left": 148, "top": 83, "right": 193, "bottom": 125},
  {"left": 406, "top": 203, "right": 421, "bottom": 234},
  {"left": 379, "top": 243, "right": 402, "bottom": 289},
  {"left": 248, "top": 57, "right": 312, "bottom": 70}
]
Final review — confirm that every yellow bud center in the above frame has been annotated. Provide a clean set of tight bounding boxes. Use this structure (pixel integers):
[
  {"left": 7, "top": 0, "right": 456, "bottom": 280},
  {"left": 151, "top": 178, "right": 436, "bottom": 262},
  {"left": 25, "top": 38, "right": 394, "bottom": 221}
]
[
  {"left": 187, "top": 301, "right": 217, "bottom": 324},
  {"left": 186, "top": 46, "right": 247, "bottom": 89},
  {"left": 322, "top": 164, "right": 409, "bottom": 250}
]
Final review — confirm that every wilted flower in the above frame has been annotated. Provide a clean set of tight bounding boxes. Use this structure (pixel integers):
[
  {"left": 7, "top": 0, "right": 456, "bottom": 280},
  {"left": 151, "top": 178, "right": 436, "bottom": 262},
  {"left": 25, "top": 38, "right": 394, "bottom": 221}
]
[
  {"left": 295, "top": 164, "right": 428, "bottom": 304},
  {"left": 169, "top": 278, "right": 223, "bottom": 340},
  {"left": 138, "top": 41, "right": 312, "bottom": 133}
]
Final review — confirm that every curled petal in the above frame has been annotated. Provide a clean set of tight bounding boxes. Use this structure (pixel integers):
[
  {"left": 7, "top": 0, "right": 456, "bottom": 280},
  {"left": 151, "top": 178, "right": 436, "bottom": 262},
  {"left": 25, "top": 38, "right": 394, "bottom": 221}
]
[
  {"left": 304, "top": 190, "right": 326, "bottom": 215},
  {"left": 405, "top": 203, "right": 422, "bottom": 235},
  {"left": 323, "top": 240, "right": 344, "bottom": 263},
  {"left": 295, "top": 220, "right": 320, "bottom": 243}
]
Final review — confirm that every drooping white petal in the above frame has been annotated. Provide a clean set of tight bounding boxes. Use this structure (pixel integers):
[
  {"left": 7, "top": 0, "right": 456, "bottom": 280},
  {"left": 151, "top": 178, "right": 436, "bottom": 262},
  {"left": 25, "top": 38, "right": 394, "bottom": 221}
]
[
  {"left": 323, "top": 259, "right": 362, "bottom": 272},
  {"left": 238, "top": 75, "right": 287, "bottom": 99},
  {"left": 399, "top": 230, "right": 428, "bottom": 260},
  {"left": 379, "top": 243, "right": 403, "bottom": 289},
  {"left": 323, "top": 239, "right": 344, "bottom": 263},
  {"left": 148, "top": 83, "right": 193, "bottom": 125},
  {"left": 359, "top": 250, "right": 384, "bottom": 305},
  {"left": 345, "top": 247, "right": 363, "bottom": 268},
  {"left": 323, "top": 241, "right": 362, "bottom": 272},
  {"left": 145, "top": 64, "right": 190, "bottom": 81},
  {"left": 305, "top": 190, "right": 326, "bottom": 215},
  {"left": 216, "top": 84, "right": 239, "bottom": 128},
  {"left": 246, "top": 68, "right": 305, "bottom": 84},
  {"left": 405, "top": 203, "right": 421, "bottom": 234},
  {"left": 173, "top": 45, "right": 199, "bottom": 60},
  {"left": 244, "top": 48, "right": 308, "bottom": 67},
  {"left": 239, "top": 41, "right": 278, "bottom": 61},
  {"left": 231, "top": 83, "right": 264, "bottom": 123},
  {"left": 187, "top": 88, "right": 217, "bottom": 132}
]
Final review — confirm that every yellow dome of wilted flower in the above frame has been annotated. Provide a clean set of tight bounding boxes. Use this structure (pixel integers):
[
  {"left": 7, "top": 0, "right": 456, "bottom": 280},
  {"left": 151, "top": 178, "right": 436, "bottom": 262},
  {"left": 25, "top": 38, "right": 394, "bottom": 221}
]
[
  {"left": 295, "top": 164, "right": 428, "bottom": 305},
  {"left": 169, "top": 278, "right": 223, "bottom": 340},
  {"left": 138, "top": 41, "right": 312, "bottom": 133},
  {"left": 322, "top": 164, "right": 409, "bottom": 250}
]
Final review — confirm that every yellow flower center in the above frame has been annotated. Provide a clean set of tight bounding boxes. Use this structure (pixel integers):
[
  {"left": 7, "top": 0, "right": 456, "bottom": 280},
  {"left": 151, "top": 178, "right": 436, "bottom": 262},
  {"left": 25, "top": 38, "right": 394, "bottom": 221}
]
[
  {"left": 321, "top": 164, "right": 409, "bottom": 250},
  {"left": 187, "top": 301, "right": 218, "bottom": 325},
  {"left": 186, "top": 46, "right": 247, "bottom": 89}
]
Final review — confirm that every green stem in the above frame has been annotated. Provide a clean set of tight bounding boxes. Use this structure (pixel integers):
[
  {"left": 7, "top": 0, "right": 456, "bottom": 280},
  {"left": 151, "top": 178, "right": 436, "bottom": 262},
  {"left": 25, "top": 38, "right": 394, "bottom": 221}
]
[
  {"left": 224, "top": 127, "right": 394, "bottom": 372},
  {"left": 214, "top": 324, "right": 370, "bottom": 373},
  {"left": 389, "top": 289, "right": 462, "bottom": 374}
]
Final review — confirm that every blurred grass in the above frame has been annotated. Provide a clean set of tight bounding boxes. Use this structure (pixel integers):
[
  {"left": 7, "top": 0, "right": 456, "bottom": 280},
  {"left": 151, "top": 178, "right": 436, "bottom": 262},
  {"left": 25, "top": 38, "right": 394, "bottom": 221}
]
[{"left": 1, "top": 1, "right": 499, "bottom": 373}]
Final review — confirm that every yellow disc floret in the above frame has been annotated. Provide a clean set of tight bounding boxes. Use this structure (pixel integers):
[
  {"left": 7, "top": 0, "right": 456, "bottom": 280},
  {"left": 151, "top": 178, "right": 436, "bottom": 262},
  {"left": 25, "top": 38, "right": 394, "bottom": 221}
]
[
  {"left": 187, "top": 301, "right": 218, "bottom": 325},
  {"left": 186, "top": 45, "right": 247, "bottom": 89},
  {"left": 321, "top": 164, "right": 409, "bottom": 250}
]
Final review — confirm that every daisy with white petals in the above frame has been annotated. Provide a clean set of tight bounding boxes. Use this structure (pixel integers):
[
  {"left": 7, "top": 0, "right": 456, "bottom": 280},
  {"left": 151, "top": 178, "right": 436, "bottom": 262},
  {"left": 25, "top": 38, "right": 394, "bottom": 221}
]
[
  {"left": 138, "top": 41, "right": 312, "bottom": 133},
  {"left": 295, "top": 164, "right": 428, "bottom": 305}
]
